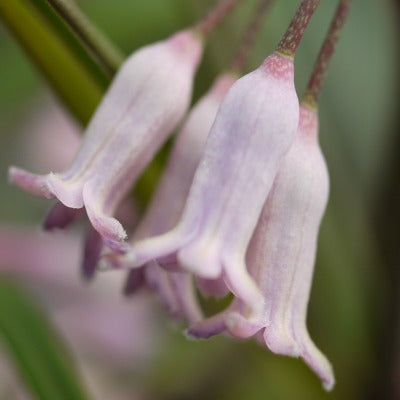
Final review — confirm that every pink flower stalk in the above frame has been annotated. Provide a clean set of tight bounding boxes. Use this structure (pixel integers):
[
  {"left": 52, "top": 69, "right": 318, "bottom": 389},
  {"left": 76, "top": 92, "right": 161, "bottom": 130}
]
[
  {"left": 9, "top": 29, "right": 203, "bottom": 251},
  {"left": 122, "top": 73, "right": 237, "bottom": 323},
  {"left": 188, "top": 104, "right": 334, "bottom": 390}
]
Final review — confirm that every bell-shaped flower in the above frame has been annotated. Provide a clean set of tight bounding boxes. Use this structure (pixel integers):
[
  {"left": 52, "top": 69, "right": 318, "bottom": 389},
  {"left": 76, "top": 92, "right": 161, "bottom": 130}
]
[
  {"left": 120, "top": 73, "right": 238, "bottom": 323},
  {"left": 116, "top": 51, "right": 299, "bottom": 313},
  {"left": 188, "top": 104, "right": 334, "bottom": 390},
  {"left": 9, "top": 29, "right": 203, "bottom": 250}
]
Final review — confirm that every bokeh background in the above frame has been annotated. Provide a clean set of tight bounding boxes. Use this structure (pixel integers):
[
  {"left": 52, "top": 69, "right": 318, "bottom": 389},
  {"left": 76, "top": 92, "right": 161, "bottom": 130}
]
[{"left": 0, "top": 0, "right": 399, "bottom": 399}]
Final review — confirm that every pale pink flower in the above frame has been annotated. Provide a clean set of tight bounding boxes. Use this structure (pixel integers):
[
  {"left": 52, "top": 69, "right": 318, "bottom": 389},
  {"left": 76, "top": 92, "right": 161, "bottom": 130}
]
[
  {"left": 188, "top": 104, "right": 334, "bottom": 390},
  {"left": 9, "top": 29, "right": 203, "bottom": 251},
  {"left": 121, "top": 73, "right": 238, "bottom": 323},
  {"left": 116, "top": 52, "right": 299, "bottom": 313}
]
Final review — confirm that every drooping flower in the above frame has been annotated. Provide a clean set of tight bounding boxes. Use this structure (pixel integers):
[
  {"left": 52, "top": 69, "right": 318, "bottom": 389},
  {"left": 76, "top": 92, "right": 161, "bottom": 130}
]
[
  {"left": 118, "top": 0, "right": 275, "bottom": 311},
  {"left": 121, "top": 73, "right": 238, "bottom": 323},
  {"left": 112, "top": 0, "right": 321, "bottom": 314},
  {"left": 9, "top": 28, "right": 203, "bottom": 250},
  {"left": 188, "top": 104, "right": 334, "bottom": 389},
  {"left": 187, "top": 0, "right": 353, "bottom": 390},
  {"left": 114, "top": 51, "right": 299, "bottom": 312}
]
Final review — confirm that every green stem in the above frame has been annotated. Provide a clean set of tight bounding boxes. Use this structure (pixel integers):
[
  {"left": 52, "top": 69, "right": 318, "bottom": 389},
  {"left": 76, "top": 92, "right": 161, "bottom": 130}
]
[
  {"left": 28, "top": 0, "right": 110, "bottom": 87},
  {"left": 46, "top": 0, "right": 124, "bottom": 74},
  {"left": 0, "top": 278, "right": 90, "bottom": 400},
  {"left": 0, "top": 0, "right": 104, "bottom": 125}
]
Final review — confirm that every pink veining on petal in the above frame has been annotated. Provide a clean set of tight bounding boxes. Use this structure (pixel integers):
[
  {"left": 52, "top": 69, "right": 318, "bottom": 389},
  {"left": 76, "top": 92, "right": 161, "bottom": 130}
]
[
  {"left": 114, "top": 73, "right": 237, "bottom": 324},
  {"left": 9, "top": 29, "right": 203, "bottom": 249},
  {"left": 9, "top": 167, "right": 52, "bottom": 198},
  {"left": 187, "top": 103, "right": 334, "bottom": 390},
  {"left": 123, "top": 52, "right": 299, "bottom": 313}
]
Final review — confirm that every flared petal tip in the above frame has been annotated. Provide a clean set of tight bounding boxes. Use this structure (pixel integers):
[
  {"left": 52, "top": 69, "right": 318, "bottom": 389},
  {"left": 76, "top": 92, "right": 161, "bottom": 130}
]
[
  {"left": 102, "top": 251, "right": 139, "bottom": 271},
  {"left": 299, "top": 336, "right": 335, "bottom": 391},
  {"left": 264, "top": 325, "right": 335, "bottom": 390},
  {"left": 226, "top": 312, "right": 263, "bottom": 339},
  {"left": 264, "top": 327, "right": 301, "bottom": 357},
  {"left": 8, "top": 166, "right": 52, "bottom": 198},
  {"left": 46, "top": 172, "right": 84, "bottom": 208},
  {"left": 178, "top": 245, "right": 221, "bottom": 279},
  {"left": 85, "top": 210, "right": 127, "bottom": 251},
  {"left": 322, "top": 375, "right": 335, "bottom": 392}
]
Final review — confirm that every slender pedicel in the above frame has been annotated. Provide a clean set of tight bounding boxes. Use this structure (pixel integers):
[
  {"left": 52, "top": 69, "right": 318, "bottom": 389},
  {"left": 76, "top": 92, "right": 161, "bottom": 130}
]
[
  {"left": 276, "top": 0, "right": 320, "bottom": 57},
  {"left": 303, "top": 0, "right": 352, "bottom": 107},
  {"left": 196, "top": 0, "right": 242, "bottom": 38}
]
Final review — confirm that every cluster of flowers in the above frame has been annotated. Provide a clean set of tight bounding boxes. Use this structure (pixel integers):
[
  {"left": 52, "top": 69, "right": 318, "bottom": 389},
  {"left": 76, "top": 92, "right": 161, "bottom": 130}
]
[{"left": 9, "top": 0, "right": 351, "bottom": 391}]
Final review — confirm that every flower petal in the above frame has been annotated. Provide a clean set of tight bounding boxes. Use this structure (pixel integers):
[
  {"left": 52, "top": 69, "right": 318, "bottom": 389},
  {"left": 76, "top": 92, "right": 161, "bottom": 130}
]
[
  {"left": 81, "top": 226, "right": 103, "bottom": 280},
  {"left": 124, "top": 268, "right": 146, "bottom": 295},
  {"left": 195, "top": 276, "right": 229, "bottom": 297},
  {"left": 83, "top": 181, "right": 128, "bottom": 250},
  {"left": 125, "top": 52, "right": 299, "bottom": 312},
  {"left": 9, "top": 29, "right": 203, "bottom": 248},
  {"left": 43, "top": 202, "right": 83, "bottom": 230},
  {"left": 8, "top": 166, "right": 52, "bottom": 198}
]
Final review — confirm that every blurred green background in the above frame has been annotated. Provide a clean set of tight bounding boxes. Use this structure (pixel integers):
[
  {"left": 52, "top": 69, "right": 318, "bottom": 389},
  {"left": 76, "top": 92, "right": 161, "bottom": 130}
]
[{"left": 0, "top": 0, "right": 399, "bottom": 399}]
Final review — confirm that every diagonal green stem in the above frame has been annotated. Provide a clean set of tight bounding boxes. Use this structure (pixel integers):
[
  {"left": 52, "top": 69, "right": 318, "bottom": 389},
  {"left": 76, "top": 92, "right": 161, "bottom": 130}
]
[
  {"left": 0, "top": 0, "right": 104, "bottom": 125},
  {"left": 28, "top": 0, "right": 111, "bottom": 87},
  {"left": 0, "top": 278, "right": 90, "bottom": 400},
  {"left": 45, "top": 0, "right": 124, "bottom": 74}
]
